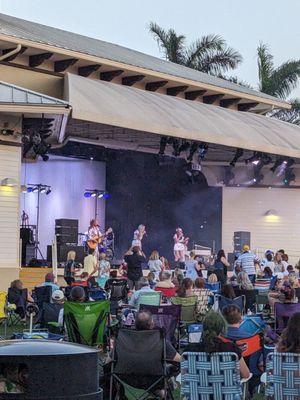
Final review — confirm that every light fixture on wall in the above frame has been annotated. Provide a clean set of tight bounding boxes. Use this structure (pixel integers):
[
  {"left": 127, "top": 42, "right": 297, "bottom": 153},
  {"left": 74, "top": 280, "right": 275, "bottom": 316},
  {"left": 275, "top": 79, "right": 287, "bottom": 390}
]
[
  {"left": 264, "top": 209, "right": 279, "bottom": 222},
  {"left": 1, "top": 178, "right": 18, "bottom": 187}
]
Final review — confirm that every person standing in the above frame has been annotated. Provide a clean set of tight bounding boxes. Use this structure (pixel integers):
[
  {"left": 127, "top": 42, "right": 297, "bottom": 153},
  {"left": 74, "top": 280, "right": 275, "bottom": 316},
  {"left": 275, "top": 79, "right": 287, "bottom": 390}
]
[
  {"left": 132, "top": 225, "right": 146, "bottom": 249},
  {"left": 87, "top": 219, "right": 102, "bottom": 258},
  {"left": 185, "top": 252, "right": 201, "bottom": 281},
  {"left": 148, "top": 250, "right": 163, "bottom": 280},
  {"left": 236, "top": 245, "right": 260, "bottom": 284},
  {"left": 64, "top": 250, "right": 78, "bottom": 286},
  {"left": 173, "top": 228, "right": 189, "bottom": 262},
  {"left": 83, "top": 248, "right": 98, "bottom": 279},
  {"left": 213, "top": 250, "right": 230, "bottom": 285},
  {"left": 124, "top": 246, "right": 146, "bottom": 290}
]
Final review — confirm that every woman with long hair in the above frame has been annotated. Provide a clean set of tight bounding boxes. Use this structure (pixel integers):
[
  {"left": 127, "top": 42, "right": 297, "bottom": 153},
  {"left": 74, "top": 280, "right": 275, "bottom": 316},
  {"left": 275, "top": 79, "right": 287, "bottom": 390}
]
[
  {"left": 176, "top": 277, "right": 194, "bottom": 298},
  {"left": 185, "top": 311, "right": 250, "bottom": 379},
  {"left": 173, "top": 227, "right": 189, "bottom": 262},
  {"left": 237, "top": 271, "right": 253, "bottom": 290},
  {"left": 214, "top": 249, "right": 230, "bottom": 284},
  {"left": 277, "top": 312, "right": 300, "bottom": 353},
  {"left": 221, "top": 284, "right": 236, "bottom": 299},
  {"left": 148, "top": 250, "right": 162, "bottom": 280},
  {"left": 132, "top": 224, "right": 146, "bottom": 249}
]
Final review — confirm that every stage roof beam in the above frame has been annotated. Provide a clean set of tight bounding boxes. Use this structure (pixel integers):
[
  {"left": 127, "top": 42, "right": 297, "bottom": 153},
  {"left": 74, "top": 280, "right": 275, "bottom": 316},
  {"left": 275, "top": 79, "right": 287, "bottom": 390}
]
[
  {"left": 78, "top": 64, "right": 101, "bottom": 77},
  {"left": 167, "top": 85, "right": 189, "bottom": 96},
  {"left": 54, "top": 58, "right": 78, "bottom": 72},
  {"left": 185, "top": 90, "right": 207, "bottom": 100},
  {"left": 100, "top": 70, "right": 124, "bottom": 81},
  {"left": 29, "top": 52, "right": 53, "bottom": 67},
  {"left": 220, "top": 98, "right": 241, "bottom": 108},
  {"left": 203, "top": 94, "right": 224, "bottom": 104},
  {"left": 2, "top": 46, "right": 27, "bottom": 61},
  {"left": 122, "top": 75, "right": 145, "bottom": 86},
  {"left": 145, "top": 80, "right": 168, "bottom": 91}
]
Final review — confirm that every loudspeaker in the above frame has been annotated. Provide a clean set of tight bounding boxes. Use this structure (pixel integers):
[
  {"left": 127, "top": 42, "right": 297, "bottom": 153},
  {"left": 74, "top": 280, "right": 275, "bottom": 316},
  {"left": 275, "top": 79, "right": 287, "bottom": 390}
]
[
  {"left": 47, "top": 244, "right": 85, "bottom": 264},
  {"left": 25, "top": 244, "right": 36, "bottom": 265},
  {"left": 55, "top": 219, "right": 78, "bottom": 245},
  {"left": 55, "top": 219, "right": 78, "bottom": 228},
  {"left": 233, "top": 231, "right": 251, "bottom": 252}
]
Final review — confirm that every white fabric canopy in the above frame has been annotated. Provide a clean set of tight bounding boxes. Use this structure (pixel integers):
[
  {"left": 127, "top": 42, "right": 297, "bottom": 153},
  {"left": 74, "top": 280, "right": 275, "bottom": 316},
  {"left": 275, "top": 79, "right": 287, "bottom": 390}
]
[{"left": 65, "top": 73, "right": 300, "bottom": 158}]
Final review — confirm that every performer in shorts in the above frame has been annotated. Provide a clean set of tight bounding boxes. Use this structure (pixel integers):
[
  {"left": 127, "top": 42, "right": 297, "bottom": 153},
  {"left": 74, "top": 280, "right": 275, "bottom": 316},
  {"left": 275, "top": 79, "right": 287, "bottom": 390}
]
[
  {"left": 132, "top": 224, "right": 146, "bottom": 249},
  {"left": 173, "top": 227, "right": 189, "bottom": 262}
]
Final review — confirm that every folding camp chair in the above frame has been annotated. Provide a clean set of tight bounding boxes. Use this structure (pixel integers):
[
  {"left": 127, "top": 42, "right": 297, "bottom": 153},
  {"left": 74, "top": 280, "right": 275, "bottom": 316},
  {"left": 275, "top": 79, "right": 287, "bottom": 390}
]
[
  {"left": 264, "top": 352, "right": 300, "bottom": 399},
  {"left": 33, "top": 285, "right": 52, "bottom": 308},
  {"left": 171, "top": 296, "right": 198, "bottom": 348},
  {"left": 136, "top": 291, "right": 161, "bottom": 308},
  {"left": 63, "top": 285, "right": 89, "bottom": 301},
  {"left": 234, "top": 288, "right": 258, "bottom": 313},
  {"left": 155, "top": 286, "right": 176, "bottom": 302},
  {"left": 205, "top": 282, "right": 221, "bottom": 294},
  {"left": 88, "top": 287, "right": 107, "bottom": 301},
  {"left": 0, "top": 292, "right": 7, "bottom": 338},
  {"left": 7, "top": 288, "right": 28, "bottom": 325},
  {"left": 109, "top": 328, "right": 174, "bottom": 400},
  {"left": 274, "top": 302, "right": 300, "bottom": 334},
  {"left": 181, "top": 352, "right": 250, "bottom": 400},
  {"left": 105, "top": 278, "right": 129, "bottom": 315},
  {"left": 139, "top": 304, "right": 181, "bottom": 347},
  {"left": 41, "top": 302, "right": 64, "bottom": 333},
  {"left": 217, "top": 295, "right": 245, "bottom": 314},
  {"left": 64, "top": 300, "right": 110, "bottom": 346}
]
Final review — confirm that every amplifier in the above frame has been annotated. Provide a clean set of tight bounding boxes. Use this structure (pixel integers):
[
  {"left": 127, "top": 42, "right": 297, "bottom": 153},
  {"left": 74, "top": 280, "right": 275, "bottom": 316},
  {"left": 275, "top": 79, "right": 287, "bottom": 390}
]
[
  {"left": 55, "top": 226, "right": 78, "bottom": 235},
  {"left": 25, "top": 244, "right": 36, "bottom": 265},
  {"left": 55, "top": 219, "right": 78, "bottom": 228},
  {"left": 56, "top": 234, "right": 78, "bottom": 245}
]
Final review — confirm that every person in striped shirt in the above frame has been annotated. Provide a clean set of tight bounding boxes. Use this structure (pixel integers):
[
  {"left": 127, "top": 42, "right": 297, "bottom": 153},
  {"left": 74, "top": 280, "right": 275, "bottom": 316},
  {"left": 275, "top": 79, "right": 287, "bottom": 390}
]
[{"left": 236, "top": 245, "right": 260, "bottom": 284}]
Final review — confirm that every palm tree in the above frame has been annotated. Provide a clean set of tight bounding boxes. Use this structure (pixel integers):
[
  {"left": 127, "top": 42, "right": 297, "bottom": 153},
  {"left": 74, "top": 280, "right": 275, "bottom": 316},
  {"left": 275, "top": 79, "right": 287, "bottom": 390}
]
[
  {"left": 257, "top": 43, "right": 300, "bottom": 124},
  {"left": 149, "top": 22, "right": 242, "bottom": 76}
]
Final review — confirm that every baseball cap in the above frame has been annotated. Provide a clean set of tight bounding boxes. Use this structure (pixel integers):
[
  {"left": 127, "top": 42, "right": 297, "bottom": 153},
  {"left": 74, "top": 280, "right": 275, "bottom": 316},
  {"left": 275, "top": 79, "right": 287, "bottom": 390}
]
[
  {"left": 52, "top": 289, "right": 64, "bottom": 301},
  {"left": 243, "top": 245, "right": 250, "bottom": 252}
]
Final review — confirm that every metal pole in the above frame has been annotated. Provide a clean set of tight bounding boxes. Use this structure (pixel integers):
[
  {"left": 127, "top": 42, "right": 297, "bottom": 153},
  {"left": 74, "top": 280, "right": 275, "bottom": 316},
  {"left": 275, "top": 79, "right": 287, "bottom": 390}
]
[
  {"left": 95, "top": 195, "right": 98, "bottom": 219},
  {"left": 35, "top": 189, "right": 40, "bottom": 258}
]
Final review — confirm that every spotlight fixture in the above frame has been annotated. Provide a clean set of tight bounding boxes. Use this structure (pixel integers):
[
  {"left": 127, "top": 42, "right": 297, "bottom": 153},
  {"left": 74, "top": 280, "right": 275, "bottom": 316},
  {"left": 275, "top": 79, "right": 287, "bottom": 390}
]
[
  {"left": 270, "top": 157, "right": 284, "bottom": 173},
  {"left": 25, "top": 184, "right": 52, "bottom": 194},
  {"left": 253, "top": 164, "right": 264, "bottom": 184},
  {"left": 178, "top": 140, "right": 190, "bottom": 154},
  {"left": 158, "top": 136, "right": 168, "bottom": 156},
  {"left": 22, "top": 116, "right": 54, "bottom": 161},
  {"left": 283, "top": 168, "right": 295, "bottom": 186},
  {"left": 230, "top": 148, "right": 244, "bottom": 167},
  {"left": 245, "top": 152, "right": 262, "bottom": 166},
  {"left": 84, "top": 189, "right": 109, "bottom": 199},
  {"left": 187, "top": 142, "right": 199, "bottom": 162},
  {"left": 198, "top": 143, "right": 208, "bottom": 160}
]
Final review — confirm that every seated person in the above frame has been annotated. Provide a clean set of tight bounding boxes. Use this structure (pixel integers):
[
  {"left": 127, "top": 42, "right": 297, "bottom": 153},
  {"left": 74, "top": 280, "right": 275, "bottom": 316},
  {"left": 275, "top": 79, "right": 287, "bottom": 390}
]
[
  {"left": 221, "top": 284, "right": 236, "bottom": 299},
  {"left": 8, "top": 280, "right": 33, "bottom": 318},
  {"left": 262, "top": 266, "right": 273, "bottom": 279},
  {"left": 269, "top": 281, "right": 298, "bottom": 312},
  {"left": 288, "top": 273, "right": 299, "bottom": 288},
  {"left": 156, "top": 271, "right": 175, "bottom": 289},
  {"left": 207, "top": 273, "right": 218, "bottom": 284},
  {"left": 222, "top": 305, "right": 254, "bottom": 339},
  {"left": 236, "top": 271, "right": 253, "bottom": 290},
  {"left": 70, "top": 286, "right": 86, "bottom": 302},
  {"left": 193, "top": 278, "right": 213, "bottom": 315},
  {"left": 176, "top": 278, "right": 194, "bottom": 298},
  {"left": 277, "top": 312, "right": 300, "bottom": 353},
  {"left": 172, "top": 268, "right": 183, "bottom": 288},
  {"left": 129, "top": 277, "right": 155, "bottom": 308},
  {"left": 147, "top": 272, "right": 157, "bottom": 289},
  {"left": 185, "top": 311, "right": 250, "bottom": 380},
  {"left": 42, "top": 289, "right": 65, "bottom": 328},
  {"left": 41, "top": 273, "right": 60, "bottom": 293}
]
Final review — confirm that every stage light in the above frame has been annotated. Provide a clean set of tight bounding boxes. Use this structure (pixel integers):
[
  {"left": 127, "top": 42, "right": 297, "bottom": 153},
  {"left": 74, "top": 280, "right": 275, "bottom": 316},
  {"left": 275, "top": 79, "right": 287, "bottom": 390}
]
[
  {"left": 187, "top": 142, "right": 199, "bottom": 162},
  {"left": 245, "top": 152, "right": 262, "bottom": 165},
  {"left": 32, "top": 187, "right": 39, "bottom": 193},
  {"left": 45, "top": 188, "right": 52, "bottom": 195},
  {"left": 84, "top": 191, "right": 92, "bottom": 198},
  {"left": 270, "top": 157, "right": 284, "bottom": 173},
  {"left": 91, "top": 192, "right": 97, "bottom": 197},
  {"left": 103, "top": 193, "right": 110, "bottom": 199},
  {"left": 171, "top": 138, "right": 180, "bottom": 156},
  {"left": 230, "top": 148, "right": 243, "bottom": 167},
  {"left": 178, "top": 140, "right": 190, "bottom": 154},
  {"left": 98, "top": 193, "right": 104, "bottom": 199},
  {"left": 158, "top": 136, "right": 168, "bottom": 156},
  {"left": 198, "top": 143, "right": 208, "bottom": 160},
  {"left": 40, "top": 187, "right": 47, "bottom": 194},
  {"left": 283, "top": 168, "right": 296, "bottom": 186},
  {"left": 27, "top": 187, "right": 34, "bottom": 193}
]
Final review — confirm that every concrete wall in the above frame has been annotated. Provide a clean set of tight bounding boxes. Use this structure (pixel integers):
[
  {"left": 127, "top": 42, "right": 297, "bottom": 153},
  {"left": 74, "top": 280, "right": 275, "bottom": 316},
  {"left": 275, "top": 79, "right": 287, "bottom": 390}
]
[
  {"left": 222, "top": 186, "right": 300, "bottom": 264},
  {"left": 0, "top": 143, "right": 21, "bottom": 290}
]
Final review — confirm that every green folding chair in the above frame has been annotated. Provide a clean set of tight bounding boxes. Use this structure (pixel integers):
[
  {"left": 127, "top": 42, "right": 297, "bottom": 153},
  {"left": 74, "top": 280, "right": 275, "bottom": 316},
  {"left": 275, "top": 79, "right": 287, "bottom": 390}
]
[
  {"left": 136, "top": 291, "right": 161, "bottom": 309},
  {"left": 64, "top": 300, "right": 110, "bottom": 346},
  {"left": 171, "top": 296, "right": 198, "bottom": 324}
]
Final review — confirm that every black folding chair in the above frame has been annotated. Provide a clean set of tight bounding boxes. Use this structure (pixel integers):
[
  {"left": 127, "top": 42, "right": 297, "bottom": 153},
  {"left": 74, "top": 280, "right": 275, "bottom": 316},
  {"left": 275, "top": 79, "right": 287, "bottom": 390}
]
[
  {"left": 7, "top": 288, "right": 28, "bottom": 325},
  {"left": 109, "top": 328, "right": 175, "bottom": 400},
  {"left": 234, "top": 288, "right": 258, "bottom": 313},
  {"left": 105, "top": 278, "right": 129, "bottom": 315},
  {"left": 33, "top": 286, "right": 52, "bottom": 308},
  {"left": 139, "top": 304, "right": 181, "bottom": 348}
]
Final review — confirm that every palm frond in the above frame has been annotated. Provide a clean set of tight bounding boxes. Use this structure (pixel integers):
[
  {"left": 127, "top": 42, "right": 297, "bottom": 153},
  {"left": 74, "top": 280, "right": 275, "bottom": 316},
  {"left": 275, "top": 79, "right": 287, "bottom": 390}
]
[
  {"left": 270, "top": 99, "right": 300, "bottom": 125},
  {"left": 219, "top": 75, "right": 253, "bottom": 88},
  {"left": 185, "top": 34, "right": 225, "bottom": 67},
  {"left": 269, "top": 61, "right": 300, "bottom": 98},
  {"left": 196, "top": 48, "right": 242, "bottom": 75},
  {"left": 257, "top": 43, "right": 274, "bottom": 93}
]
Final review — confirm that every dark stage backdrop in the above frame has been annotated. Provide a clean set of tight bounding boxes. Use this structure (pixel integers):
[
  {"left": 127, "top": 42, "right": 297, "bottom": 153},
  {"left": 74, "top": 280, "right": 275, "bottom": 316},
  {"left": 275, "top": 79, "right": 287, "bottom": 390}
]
[{"left": 106, "top": 152, "right": 222, "bottom": 261}]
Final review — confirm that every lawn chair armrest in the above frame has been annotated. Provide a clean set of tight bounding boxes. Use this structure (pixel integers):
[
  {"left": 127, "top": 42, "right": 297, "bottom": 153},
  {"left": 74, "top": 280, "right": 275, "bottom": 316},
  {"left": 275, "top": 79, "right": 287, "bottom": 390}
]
[{"left": 241, "top": 372, "right": 252, "bottom": 384}]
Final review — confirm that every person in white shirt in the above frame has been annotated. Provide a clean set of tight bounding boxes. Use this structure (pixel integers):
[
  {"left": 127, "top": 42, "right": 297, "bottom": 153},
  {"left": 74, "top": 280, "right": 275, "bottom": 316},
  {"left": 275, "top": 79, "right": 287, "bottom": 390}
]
[
  {"left": 83, "top": 249, "right": 98, "bottom": 277},
  {"left": 132, "top": 225, "right": 146, "bottom": 249},
  {"left": 148, "top": 250, "right": 162, "bottom": 280}
]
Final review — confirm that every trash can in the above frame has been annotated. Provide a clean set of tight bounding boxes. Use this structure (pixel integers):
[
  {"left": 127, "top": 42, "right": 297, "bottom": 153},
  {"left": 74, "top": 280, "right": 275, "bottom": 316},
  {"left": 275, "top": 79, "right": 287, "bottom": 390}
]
[{"left": 0, "top": 340, "right": 102, "bottom": 399}]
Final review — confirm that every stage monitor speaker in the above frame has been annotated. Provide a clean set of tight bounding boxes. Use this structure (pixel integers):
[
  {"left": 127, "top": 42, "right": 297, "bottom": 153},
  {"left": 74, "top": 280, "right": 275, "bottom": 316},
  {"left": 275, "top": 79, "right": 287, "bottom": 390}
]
[{"left": 233, "top": 231, "right": 251, "bottom": 252}]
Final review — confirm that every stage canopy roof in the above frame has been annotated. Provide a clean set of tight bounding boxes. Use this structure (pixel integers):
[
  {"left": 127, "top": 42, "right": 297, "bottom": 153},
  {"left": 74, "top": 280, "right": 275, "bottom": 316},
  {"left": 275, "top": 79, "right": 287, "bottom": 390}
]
[{"left": 65, "top": 73, "right": 300, "bottom": 159}]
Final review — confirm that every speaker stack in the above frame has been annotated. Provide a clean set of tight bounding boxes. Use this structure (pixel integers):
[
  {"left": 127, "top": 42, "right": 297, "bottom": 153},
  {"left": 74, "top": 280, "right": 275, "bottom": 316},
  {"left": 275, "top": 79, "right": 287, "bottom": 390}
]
[
  {"left": 47, "top": 219, "right": 85, "bottom": 264},
  {"left": 233, "top": 231, "right": 251, "bottom": 253}
]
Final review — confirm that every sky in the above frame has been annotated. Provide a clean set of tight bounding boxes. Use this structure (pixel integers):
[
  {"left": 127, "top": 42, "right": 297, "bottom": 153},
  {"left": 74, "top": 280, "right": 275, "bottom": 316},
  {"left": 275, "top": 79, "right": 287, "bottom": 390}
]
[{"left": 1, "top": 0, "right": 300, "bottom": 97}]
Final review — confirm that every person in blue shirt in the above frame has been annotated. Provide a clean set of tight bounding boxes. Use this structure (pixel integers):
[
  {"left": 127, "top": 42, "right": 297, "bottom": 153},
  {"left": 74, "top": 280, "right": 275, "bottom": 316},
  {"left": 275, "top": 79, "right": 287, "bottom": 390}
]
[
  {"left": 41, "top": 272, "right": 60, "bottom": 293},
  {"left": 223, "top": 304, "right": 265, "bottom": 339}
]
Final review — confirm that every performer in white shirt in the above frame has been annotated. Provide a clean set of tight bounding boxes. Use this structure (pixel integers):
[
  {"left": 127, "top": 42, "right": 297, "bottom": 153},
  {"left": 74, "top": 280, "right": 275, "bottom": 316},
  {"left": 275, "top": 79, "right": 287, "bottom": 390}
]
[
  {"left": 87, "top": 219, "right": 102, "bottom": 258},
  {"left": 132, "top": 224, "right": 146, "bottom": 249},
  {"left": 173, "top": 227, "right": 189, "bottom": 262}
]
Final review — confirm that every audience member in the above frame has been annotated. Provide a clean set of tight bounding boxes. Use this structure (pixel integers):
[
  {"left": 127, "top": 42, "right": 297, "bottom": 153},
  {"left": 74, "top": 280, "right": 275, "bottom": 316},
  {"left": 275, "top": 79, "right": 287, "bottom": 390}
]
[
  {"left": 222, "top": 304, "right": 250, "bottom": 339},
  {"left": 147, "top": 272, "right": 156, "bottom": 289},
  {"left": 98, "top": 253, "right": 110, "bottom": 287},
  {"left": 156, "top": 271, "right": 175, "bottom": 289},
  {"left": 176, "top": 278, "right": 194, "bottom": 298},
  {"left": 263, "top": 266, "right": 273, "bottom": 278},
  {"left": 289, "top": 274, "right": 300, "bottom": 288},
  {"left": 64, "top": 251, "right": 77, "bottom": 285},
  {"left": 124, "top": 246, "right": 146, "bottom": 290},
  {"left": 261, "top": 251, "right": 275, "bottom": 273},
  {"left": 172, "top": 268, "right": 183, "bottom": 288},
  {"left": 45, "top": 289, "right": 65, "bottom": 328},
  {"left": 277, "top": 312, "right": 300, "bottom": 353},
  {"left": 70, "top": 286, "right": 86, "bottom": 302},
  {"left": 41, "top": 273, "right": 59, "bottom": 293},
  {"left": 214, "top": 249, "right": 230, "bottom": 284},
  {"left": 129, "top": 277, "right": 154, "bottom": 307},
  {"left": 72, "top": 272, "right": 89, "bottom": 287},
  {"left": 8, "top": 280, "right": 33, "bottom": 318},
  {"left": 148, "top": 251, "right": 163, "bottom": 280},
  {"left": 236, "top": 245, "right": 260, "bottom": 284},
  {"left": 185, "top": 311, "right": 250, "bottom": 379},
  {"left": 274, "top": 252, "right": 284, "bottom": 274},
  {"left": 83, "top": 248, "right": 98, "bottom": 278},
  {"left": 193, "top": 278, "right": 213, "bottom": 315},
  {"left": 185, "top": 252, "right": 201, "bottom": 281},
  {"left": 237, "top": 271, "right": 253, "bottom": 290},
  {"left": 207, "top": 273, "right": 218, "bottom": 284},
  {"left": 221, "top": 284, "right": 236, "bottom": 299}
]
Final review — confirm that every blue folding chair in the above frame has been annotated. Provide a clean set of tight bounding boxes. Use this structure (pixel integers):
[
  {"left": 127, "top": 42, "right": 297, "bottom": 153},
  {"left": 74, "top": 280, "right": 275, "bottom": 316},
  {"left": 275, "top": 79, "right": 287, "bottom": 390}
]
[{"left": 205, "top": 282, "right": 221, "bottom": 294}]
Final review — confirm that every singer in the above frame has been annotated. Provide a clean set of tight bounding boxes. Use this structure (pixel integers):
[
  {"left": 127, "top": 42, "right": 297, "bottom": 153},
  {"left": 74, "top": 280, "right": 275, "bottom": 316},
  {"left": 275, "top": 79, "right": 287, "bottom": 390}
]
[
  {"left": 173, "top": 227, "right": 189, "bottom": 262},
  {"left": 132, "top": 224, "right": 146, "bottom": 249}
]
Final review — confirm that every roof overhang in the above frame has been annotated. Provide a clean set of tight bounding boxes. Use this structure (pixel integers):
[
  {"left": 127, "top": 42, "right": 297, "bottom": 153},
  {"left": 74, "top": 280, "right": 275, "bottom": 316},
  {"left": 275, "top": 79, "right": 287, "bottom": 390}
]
[{"left": 64, "top": 73, "right": 300, "bottom": 159}]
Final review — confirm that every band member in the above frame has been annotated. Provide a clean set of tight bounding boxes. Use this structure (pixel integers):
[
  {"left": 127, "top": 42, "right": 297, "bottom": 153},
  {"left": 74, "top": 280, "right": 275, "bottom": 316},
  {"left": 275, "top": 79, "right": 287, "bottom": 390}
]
[
  {"left": 132, "top": 224, "right": 146, "bottom": 249},
  {"left": 173, "top": 227, "right": 189, "bottom": 262},
  {"left": 87, "top": 219, "right": 102, "bottom": 257}
]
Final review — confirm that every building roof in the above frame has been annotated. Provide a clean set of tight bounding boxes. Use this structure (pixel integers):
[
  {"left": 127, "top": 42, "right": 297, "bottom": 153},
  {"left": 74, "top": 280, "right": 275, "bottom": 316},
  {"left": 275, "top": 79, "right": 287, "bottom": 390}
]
[
  {"left": 0, "top": 80, "right": 68, "bottom": 106},
  {"left": 0, "top": 13, "right": 289, "bottom": 108}
]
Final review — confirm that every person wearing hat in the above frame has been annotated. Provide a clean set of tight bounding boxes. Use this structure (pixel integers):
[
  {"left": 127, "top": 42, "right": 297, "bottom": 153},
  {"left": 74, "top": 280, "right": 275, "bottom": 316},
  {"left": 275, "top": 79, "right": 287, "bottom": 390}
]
[
  {"left": 41, "top": 290, "right": 65, "bottom": 329},
  {"left": 236, "top": 245, "right": 260, "bottom": 284}
]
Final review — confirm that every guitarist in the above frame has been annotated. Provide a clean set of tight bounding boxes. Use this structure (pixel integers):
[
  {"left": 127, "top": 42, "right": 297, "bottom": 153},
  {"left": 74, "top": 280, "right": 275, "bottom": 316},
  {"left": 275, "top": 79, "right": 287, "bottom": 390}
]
[{"left": 87, "top": 219, "right": 102, "bottom": 257}]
